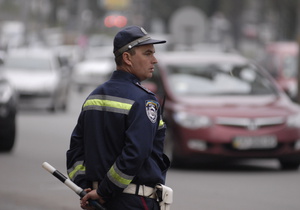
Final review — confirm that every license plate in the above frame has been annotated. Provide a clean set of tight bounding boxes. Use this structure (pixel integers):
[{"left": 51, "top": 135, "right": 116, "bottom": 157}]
[{"left": 232, "top": 136, "right": 277, "bottom": 150}]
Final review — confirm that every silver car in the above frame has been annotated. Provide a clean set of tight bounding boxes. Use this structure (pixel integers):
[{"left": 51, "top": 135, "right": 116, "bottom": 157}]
[
  {"left": 3, "top": 48, "right": 71, "bottom": 112},
  {"left": 72, "top": 46, "right": 114, "bottom": 92}
]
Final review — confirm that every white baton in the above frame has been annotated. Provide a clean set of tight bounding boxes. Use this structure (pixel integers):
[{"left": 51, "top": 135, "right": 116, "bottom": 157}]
[{"left": 42, "top": 162, "right": 106, "bottom": 210}]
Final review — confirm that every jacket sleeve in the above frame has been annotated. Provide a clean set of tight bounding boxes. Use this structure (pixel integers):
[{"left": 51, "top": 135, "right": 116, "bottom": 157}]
[
  {"left": 97, "top": 95, "right": 159, "bottom": 199},
  {"left": 66, "top": 112, "right": 89, "bottom": 189}
]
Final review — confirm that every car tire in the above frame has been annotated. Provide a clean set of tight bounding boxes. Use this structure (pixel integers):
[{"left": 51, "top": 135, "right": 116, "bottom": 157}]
[
  {"left": 48, "top": 98, "right": 60, "bottom": 112},
  {"left": 279, "top": 159, "right": 300, "bottom": 170},
  {"left": 0, "top": 123, "right": 16, "bottom": 152},
  {"left": 48, "top": 105, "right": 57, "bottom": 112}
]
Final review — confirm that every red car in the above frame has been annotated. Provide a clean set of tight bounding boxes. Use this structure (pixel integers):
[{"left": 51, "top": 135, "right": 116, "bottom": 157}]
[{"left": 145, "top": 51, "right": 300, "bottom": 170}]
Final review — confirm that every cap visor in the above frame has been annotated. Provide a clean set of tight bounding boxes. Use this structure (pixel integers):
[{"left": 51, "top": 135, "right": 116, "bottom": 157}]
[{"left": 137, "top": 39, "right": 166, "bottom": 46}]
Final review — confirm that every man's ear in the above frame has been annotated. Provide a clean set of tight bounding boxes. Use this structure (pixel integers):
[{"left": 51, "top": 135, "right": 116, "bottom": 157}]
[{"left": 122, "top": 52, "right": 132, "bottom": 66}]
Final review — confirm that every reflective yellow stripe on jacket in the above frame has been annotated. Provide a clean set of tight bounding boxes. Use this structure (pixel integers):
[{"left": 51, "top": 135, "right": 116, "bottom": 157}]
[
  {"left": 107, "top": 162, "right": 134, "bottom": 188},
  {"left": 83, "top": 95, "right": 134, "bottom": 115},
  {"left": 158, "top": 117, "right": 165, "bottom": 130},
  {"left": 67, "top": 161, "right": 86, "bottom": 181}
]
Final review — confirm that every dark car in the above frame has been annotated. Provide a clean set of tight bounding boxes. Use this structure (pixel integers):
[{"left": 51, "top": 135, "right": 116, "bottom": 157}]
[
  {"left": 0, "top": 72, "right": 18, "bottom": 151},
  {"left": 146, "top": 51, "right": 300, "bottom": 170}
]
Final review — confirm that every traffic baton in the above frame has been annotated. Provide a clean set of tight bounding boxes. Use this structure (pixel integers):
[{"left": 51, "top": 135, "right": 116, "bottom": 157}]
[{"left": 42, "top": 162, "right": 106, "bottom": 210}]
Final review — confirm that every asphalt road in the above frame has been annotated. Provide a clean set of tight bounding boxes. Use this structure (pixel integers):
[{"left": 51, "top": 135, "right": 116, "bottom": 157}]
[{"left": 1, "top": 87, "right": 300, "bottom": 210}]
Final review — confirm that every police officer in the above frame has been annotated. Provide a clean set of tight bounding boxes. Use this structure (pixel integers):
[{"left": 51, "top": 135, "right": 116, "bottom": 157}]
[{"left": 66, "top": 26, "right": 170, "bottom": 210}]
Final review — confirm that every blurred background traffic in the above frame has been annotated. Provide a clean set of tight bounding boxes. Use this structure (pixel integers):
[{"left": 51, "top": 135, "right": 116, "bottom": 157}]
[
  {"left": 1, "top": 1, "right": 300, "bottom": 209},
  {"left": 1, "top": 0, "right": 300, "bottom": 165},
  {"left": 0, "top": 0, "right": 298, "bottom": 61}
]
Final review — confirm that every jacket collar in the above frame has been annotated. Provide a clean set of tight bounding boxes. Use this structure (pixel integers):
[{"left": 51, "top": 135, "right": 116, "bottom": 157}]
[{"left": 111, "top": 70, "right": 141, "bottom": 84}]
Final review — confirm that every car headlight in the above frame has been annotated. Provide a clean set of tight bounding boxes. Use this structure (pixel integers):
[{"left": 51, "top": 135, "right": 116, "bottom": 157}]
[
  {"left": 173, "top": 111, "right": 212, "bottom": 129},
  {"left": 0, "top": 80, "right": 14, "bottom": 103},
  {"left": 287, "top": 113, "right": 300, "bottom": 128}
]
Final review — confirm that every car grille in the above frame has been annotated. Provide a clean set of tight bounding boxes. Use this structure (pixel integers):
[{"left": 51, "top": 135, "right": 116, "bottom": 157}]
[{"left": 216, "top": 116, "right": 285, "bottom": 130}]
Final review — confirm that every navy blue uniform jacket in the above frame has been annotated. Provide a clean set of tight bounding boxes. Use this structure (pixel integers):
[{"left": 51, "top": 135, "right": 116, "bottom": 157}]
[{"left": 66, "top": 70, "right": 170, "bottom": 201}]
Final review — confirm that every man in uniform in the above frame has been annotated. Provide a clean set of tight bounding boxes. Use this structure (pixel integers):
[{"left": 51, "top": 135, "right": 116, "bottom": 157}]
[{"left": 66, "top": 26, "right": 170, "bottom": 210}]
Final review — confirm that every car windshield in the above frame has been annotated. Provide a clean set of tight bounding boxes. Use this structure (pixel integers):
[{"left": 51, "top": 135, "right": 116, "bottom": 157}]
[
  {"left": 166, "top": 63, "right": 277, "bottom": 96},
  {"left": 4, "top": 56, "right": 52, "bottom": 71}
]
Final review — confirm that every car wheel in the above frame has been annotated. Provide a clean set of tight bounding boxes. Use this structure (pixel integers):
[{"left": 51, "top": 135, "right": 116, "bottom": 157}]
[
  {"left": 0, "top": 123, "right": 16, "bottom": 152},
  {"left": 48, "top": 97, "right": 61, "bottom": 112},
  {"left": 48, "top": 105, "right": 56, "bottom": 112},
  {"left": 279, "top": 159, "right": 300, "bottom": 170},
  {"left": 61, "top": 93, "right": 69, "bottom": 111},
  {"left": 49, "top": 101, "right": 60, "bottom": 112}
]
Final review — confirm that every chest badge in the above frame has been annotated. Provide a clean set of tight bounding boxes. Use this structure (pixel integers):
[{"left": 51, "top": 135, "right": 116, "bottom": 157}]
[{"left": 145, "top": 100, "right": 159, "bottom": 123}]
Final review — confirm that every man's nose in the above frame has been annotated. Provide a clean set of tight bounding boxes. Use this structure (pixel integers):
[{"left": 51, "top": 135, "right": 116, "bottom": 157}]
[{"left": 153, "top": 56, "right": 158, "bottom": 64}]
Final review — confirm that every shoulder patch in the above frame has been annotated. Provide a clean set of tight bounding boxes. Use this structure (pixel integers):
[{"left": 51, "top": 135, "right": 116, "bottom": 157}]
[
  {"left": 145, "top": 100, "right": 159, "bottom": 123},
  {"left": 135, "top": 82, "right": 154, "bottom": 95}
]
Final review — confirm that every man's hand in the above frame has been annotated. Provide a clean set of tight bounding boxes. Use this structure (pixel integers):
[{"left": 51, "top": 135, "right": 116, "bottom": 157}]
[{"left": 80, "top": 188, "right": 105, "bottom": 209}]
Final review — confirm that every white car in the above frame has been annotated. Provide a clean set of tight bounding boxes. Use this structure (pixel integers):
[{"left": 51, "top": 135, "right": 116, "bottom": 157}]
[
  {"left": 72, "top": 58, "right": 114, "bottom": 92},
  {"left": 3, "top": 48, "right": 71, "bottom": 112}
]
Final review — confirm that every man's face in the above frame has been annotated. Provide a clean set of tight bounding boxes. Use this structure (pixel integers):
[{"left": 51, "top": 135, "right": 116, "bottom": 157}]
[{"left": 130, "top": 44, "right": 158, "bottom": 81}]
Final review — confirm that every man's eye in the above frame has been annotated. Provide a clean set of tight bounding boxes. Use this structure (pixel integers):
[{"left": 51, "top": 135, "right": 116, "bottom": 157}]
[{"left": 145, "top": 52, "right": 153, "bottom": 56}]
